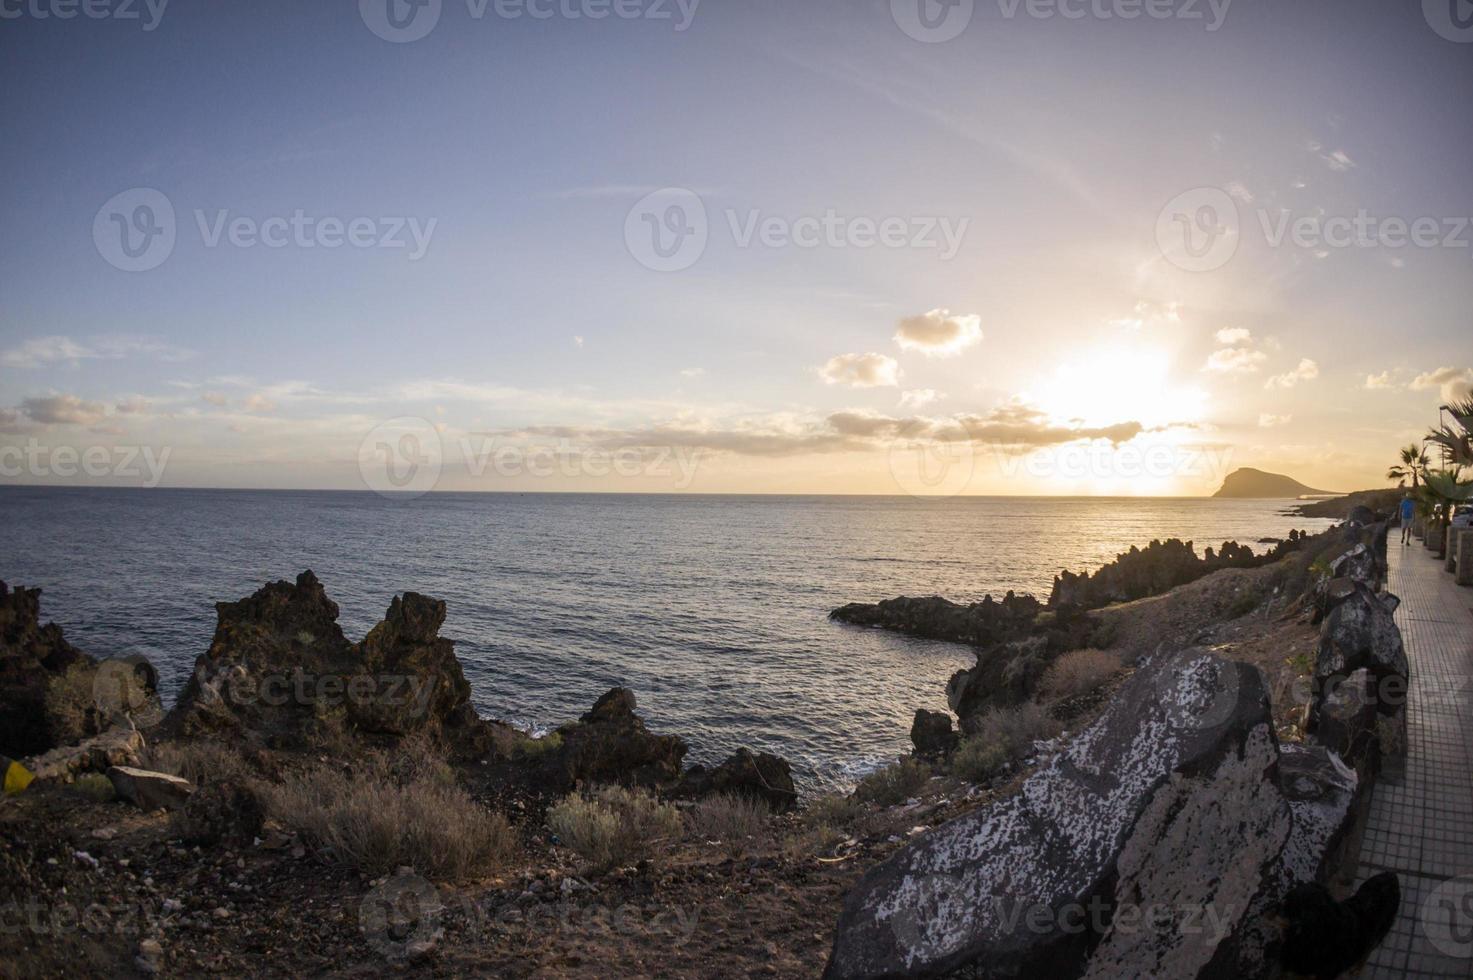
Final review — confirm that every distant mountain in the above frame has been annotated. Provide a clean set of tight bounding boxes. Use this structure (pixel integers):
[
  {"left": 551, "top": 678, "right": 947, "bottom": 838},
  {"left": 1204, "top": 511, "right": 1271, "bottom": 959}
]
[{"left": 1213, "top": 467, "right": 1333, "bottom": 499}]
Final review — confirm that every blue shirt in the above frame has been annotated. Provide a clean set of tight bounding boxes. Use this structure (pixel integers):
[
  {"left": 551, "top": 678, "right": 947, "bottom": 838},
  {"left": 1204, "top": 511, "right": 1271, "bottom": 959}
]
[{"left": 1401, "top": 498, "right": 1415, "bottom": 519}]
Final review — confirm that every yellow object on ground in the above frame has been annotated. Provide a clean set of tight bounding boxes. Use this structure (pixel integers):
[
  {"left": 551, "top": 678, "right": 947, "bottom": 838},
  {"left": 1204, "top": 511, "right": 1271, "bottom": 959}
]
[{"left": 3, "top": 757, "right": 35, "bottom": 795}]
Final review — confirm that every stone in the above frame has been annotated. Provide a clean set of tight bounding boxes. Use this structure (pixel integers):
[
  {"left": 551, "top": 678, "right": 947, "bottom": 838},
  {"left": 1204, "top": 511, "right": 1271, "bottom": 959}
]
[
  {"left": 1345, "top": 505, "right": 1376, "bottom": 527},
  {"left": 1308, "top": 581, "right": 1408, "bottom": 731},
  {"left": 107, "top": 765, "right": 195, "bottom": 811},
  {"left": 544, "top": 687, "right": 688, "bottom": 791},
  {"left": 825, "top": 649, "right": 1288, "bottom": 979},
  {"left": 24, "top": 726, "right": 145, "bottom": 782},
  {"left": 909, "top": 710, "right": 959, "bottom": 760},
  {"left": 830, "top": 592, "right": 1042, "bottom": 647},
  {"left": 1459, "top": 529, "right": 1473, "bottom": 587},
  {"left": 680, "top": 747, "right": 799, "bottom": 812},
  {"left": 1329, "top": 543, "right": 1382, "bottom": 591},
  {"left": 0, "top": 581, "right": 100, "bottom": 757},
  {"left": 1310, "top": 668, "right": 1380, "bottom": 774},
  {"left": 176, "top": 781, "right": 265, "bottom": 844}
]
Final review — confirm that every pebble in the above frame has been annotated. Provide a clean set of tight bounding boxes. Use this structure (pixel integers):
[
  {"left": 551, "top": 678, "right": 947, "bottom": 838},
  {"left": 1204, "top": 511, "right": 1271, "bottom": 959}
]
[{"left": 211, "top": 907, "right": 231, "bottom": 920}]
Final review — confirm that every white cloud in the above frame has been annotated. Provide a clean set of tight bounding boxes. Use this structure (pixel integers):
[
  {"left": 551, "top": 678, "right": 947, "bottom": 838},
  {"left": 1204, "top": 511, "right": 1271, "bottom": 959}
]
[
  {"left": 243, "top": 394, "right": 277, "bottom": 413},
  {"left": 1203, "top": 348, "right": 1267, "bottom": 374},
  {"left": 574, "top": 336, "right": 585, "bottom": 349},
  {"left": 1258, "top": 413, "right": 1292, "bottom": 428},
  {"left": 1363, "top": 371, "right": 1395, "bottom": 390},
  {"left": 893, "top": 310, "right": 983, "bottom": 357},
  {"left": 0, "top": 335, "right": 192, "bottom": 369},
  {"left": 20, "top": 394, "right": 108, "bottom": 426},
  {"left": 201, "top": 392, "right": 229, "bottom": 407},
  {"left": 1322, "top": 149, "right": 1355, "bottom": 172},
  {"left": 819, "top": 352, "right": 901, "bottom": 388},
  {"left": 1410, "top": 366, "right": 1473, "bottom": 402},
  {"left": 899, "top": 388, "right": 942, "bottom": 409},
  {"left": 679, "top": 367, "right": 706, "bottom": 379},
  {"left": 115, "top": 396, "right": 152, "bottom": 414},
  {"left": 1265, "top": 359, "right": 1320, "bottom": 389},
  {"left": 1214, "top": 327, "right": 1252, "bottom": 345}
]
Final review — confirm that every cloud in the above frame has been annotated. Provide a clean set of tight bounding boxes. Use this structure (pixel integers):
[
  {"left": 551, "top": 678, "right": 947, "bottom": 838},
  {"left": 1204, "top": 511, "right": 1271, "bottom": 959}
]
[
  {"left": 679, "top": 368, "right": 706, "bottom": 379},
  {"left": 1265, "top": 359, "right": 1320, "bottom": 389},
  {"left": 1214, "top": 327, "right": 1252, "bottom": 345},
  {"left": 819, "top": 352, "right": 901, "bottom": 388},
  {"left": 115, "top": 396, "right": 151, "bottom": 414},
  {"left": 574, "top": 336, "right": 585, "bottom": 349},
  {"left": 1259, "top": 413, "right": 1292, "bottom": 428},
  {"left": 243, "top": 394, "right": 277, "bottom": 413},
  {"left": 1410, "top": 366, "right": 1473, "bottom": 402},
  {"left": 1203, "top": 347, "right": 1267, "bottom": 374},
  {"left": 0, "top": 408, "right": 28, "bottom": 433},
  {"left": 494, "top": 403, "right": 1144, "bottom": 460},
  {"left": 201, "top": 392, "right": 229, "bottom": 407},
  {"left": 1322, "top": 149, "right": 1355, "bottom": 172},
  {"left": 20, "top": 394, "right": 108, "bottom": 426},
  {"left": 893, "top": 310, "right": 983, "bottom": 357},
  {"left": 1363, "top": 371, "right": 1395, "bottom": 390},
  {"left": 899, "top": 388, "right": 942, "bottom": 410},
  {"left": 1110, "top": 299, "right": 1181, "bottom": 331},
  {"left": 0, "top": 335, "right": 191, "bottom": 369}
]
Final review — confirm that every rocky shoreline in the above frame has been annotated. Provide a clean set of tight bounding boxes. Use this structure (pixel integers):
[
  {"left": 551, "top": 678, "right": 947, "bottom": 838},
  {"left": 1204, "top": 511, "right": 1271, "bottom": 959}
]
[{"left": 0, "top": 499, "right": 1408, "bottom": 978}]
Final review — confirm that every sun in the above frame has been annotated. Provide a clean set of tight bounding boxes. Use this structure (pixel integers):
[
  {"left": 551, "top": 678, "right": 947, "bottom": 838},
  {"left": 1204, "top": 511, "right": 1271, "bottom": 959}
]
[{"left": 1028, "top": 347, "right": 1206, "bottom": 430}]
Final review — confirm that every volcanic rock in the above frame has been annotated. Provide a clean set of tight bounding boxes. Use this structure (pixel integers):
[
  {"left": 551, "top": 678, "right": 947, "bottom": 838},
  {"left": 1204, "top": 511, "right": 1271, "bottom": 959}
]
[
  {"left": 544, "top": 687, "right": 688, "bottom": 791},
  {"left": 680, "top": 747, "right": 798, "bottom": 812},
  {"left": 0, "top": 581, "right": 98, "bottom": 757},
  {"left": 107, "top": 765, "right": 195, "bottom": 811},
  {"left": 909, "top": 709, "right": 959, "bottom": 760}
]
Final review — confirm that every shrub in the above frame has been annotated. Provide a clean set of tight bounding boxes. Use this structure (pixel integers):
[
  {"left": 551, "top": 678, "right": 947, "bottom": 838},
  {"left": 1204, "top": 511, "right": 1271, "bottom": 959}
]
[
  {"left": 1038, "top": 649, "right": 1121, "bottom": 701},
  {"left": 73, "top": 772, "right": 115, "bottom": 802},
  {"left": 950, "top": 703, "right": 1061, "bottom": 783},
  {"left": 44, "top": 664, "right": 99, "bottom": 747},
  {"left": 803, "top": 792, "right": 865, "bottom": 829},
  {"left": 546, "top": 785, "right": 681, "bottom": 873},
  {"left": 854, "top": 757, "right": 930, "bottom": 807},
  {"left": 257, "top": 767, "right": 516, "bottom": 880},
  {"left": 687, "top": 793, "right": 770, "bottom": 857}
]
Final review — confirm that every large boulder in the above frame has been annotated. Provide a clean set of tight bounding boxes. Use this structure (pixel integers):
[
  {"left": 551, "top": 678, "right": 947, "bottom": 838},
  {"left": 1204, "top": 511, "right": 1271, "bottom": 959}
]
[
  {"left": 680, "top": 747, "right": 798, "bottom": 812},
  {"left": 1310, "top": 668, "right": 1380, "bottom": 775},
  {"left": 1307, "top": 581, "right": 1407, "bottom": 732},
  {"left": 826, "top": 649, "right": 1290, "bottom": 979},
  {"left": 166, "top": 572, "right": 502, "bottom": 758},
  {"left": 909, "top": 709, "right": 959, "bottom": 760},
  {"left": 543, "top": 687, "right": 688, "bottom": 791},
  {"left": 830, "top": 592, "right": 1042, "bottom": 647},
  {"left": 107, "top": 765, "right": 195, "bottom": 811}
]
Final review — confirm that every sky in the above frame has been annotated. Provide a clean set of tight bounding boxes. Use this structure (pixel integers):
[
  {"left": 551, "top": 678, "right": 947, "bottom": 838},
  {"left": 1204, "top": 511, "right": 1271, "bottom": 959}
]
[{"left": 1, "top": 0, "right": 1470, "bottom": 496}]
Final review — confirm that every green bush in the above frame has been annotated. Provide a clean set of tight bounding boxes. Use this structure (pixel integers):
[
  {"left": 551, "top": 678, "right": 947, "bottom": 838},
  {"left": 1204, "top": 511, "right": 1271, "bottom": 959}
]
[
  {"left": 951, "top": 703, "right": 1061, "bottom": 783},
  {"left": 546, "top": 785, "right": 682, "bottom": 873}
]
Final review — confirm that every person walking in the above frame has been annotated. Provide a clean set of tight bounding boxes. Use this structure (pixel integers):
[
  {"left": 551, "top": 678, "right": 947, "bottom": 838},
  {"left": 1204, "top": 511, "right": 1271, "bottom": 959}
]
[{"left": 1400, "top": 493, "right": 1416, "bottom": 545}]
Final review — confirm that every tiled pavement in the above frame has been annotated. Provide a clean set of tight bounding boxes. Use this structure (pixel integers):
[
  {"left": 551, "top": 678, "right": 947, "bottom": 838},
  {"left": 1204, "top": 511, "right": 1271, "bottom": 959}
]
[{"left": 1354, "top": 539, "right": 1473, "bottom": 978}]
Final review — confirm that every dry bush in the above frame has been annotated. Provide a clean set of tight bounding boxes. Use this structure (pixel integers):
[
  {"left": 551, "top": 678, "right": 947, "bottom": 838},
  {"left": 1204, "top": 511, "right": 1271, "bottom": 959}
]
[
  {"left": 72, "top": 772, "right": 115, "bottom": 802},
  {"left": 43, "top": 664, "right": 99, "bottom": 747},
  {"left": 546, "top": 785, "right": 681, "bottom": 873},
  {"left": 140, "top": 740, "right": 250, "bottom": 787},
  {"left": 950, "top": 703, "right": 1061, "bottom": 783},
  {"left": 257, "top": 766, "right": 516, "bottom": 880},
  {"left": 687, "top": 793, "right": 770, "bottom": 857},
  {"left": 854, "top": 756, "right": 931, "bottom": 807},
  {"left": 803, "top": 792, "right": 865, "bottom": 829},
  {"left": 1038, "top": 649, "right": 1122, "bottom": 701}
]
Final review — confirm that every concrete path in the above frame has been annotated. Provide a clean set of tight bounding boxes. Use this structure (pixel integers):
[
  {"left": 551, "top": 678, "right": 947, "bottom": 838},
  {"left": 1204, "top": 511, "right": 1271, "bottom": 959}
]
[{"left": 1354, "top": 538, "right": 1473, "bottom": 977}]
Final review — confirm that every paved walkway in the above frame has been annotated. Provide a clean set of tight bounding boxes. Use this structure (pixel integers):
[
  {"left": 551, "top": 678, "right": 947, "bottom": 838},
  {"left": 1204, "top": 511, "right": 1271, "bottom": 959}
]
[{"left": 1355, "top": 538, "right": 1473, "bottom": 978}]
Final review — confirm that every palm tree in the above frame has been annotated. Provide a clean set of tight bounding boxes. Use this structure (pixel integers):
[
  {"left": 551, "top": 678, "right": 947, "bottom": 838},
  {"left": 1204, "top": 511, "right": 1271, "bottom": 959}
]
[
  {"left": 1387, "top": 443, "right": 1429, "bottom": 488},
  {"left": 1425, "top": 397, "right": 1473, "bottom": 469}
]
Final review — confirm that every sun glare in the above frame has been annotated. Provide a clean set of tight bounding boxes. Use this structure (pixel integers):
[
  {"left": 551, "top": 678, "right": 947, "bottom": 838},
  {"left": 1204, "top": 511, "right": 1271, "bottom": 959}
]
[{"left": 1030, "top": 347, "right": 1205, "bottom": 430}]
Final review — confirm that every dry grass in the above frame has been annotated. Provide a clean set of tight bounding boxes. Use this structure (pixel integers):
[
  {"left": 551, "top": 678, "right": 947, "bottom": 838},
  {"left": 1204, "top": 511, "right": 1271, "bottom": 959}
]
[
  {"left": 854, "top": 756, "right": 931, "bottom": 807},
  {"left": 43, "top": 663, "right": 98, "bottom": 747},
  {"left": 1038, "top": 649, "right": 1121, "bottom": 701},
  {"left": 950, "top": 703, "right": 1061, "bottom": 783},
  {"left": 546, "top": 785, "right": 682, "bottom": 874},
  {"left": 140, "top": 740, "right": 250, "bottom": 787},
  {"left": 687, "top": 793, "right": 770, "bottom": 857},
  {"left": 802, "top": 792, "right": 865, "bottom": 829},
  {"left": 257, "top": 765, "right": 516, "bottom": 880}
]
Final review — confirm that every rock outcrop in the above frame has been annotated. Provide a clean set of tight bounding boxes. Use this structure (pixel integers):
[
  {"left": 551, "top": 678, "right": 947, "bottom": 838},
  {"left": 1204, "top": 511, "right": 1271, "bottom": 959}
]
[
  {"left": 826, "top": 649, "right": 1290, "bottom": 978},
  {"left": 909, "top": 710, "right": 959, "bottom": 759},
  {"left": 0, "top": 582, "right": 98, "bottom": 757},
  {"left": 541, "top": 687, "right": 689, "bottom": 791},
  {"left": 830, "top": 592, "right": 1042, "bottom": 647},
  {"left": 166, "top": 571, "right": 504, "bottom": 759},
  {"left": 680, "top": 747, "right": 798, "bottom": 812},
  {"left": 107, "top": 765, "right": 195, "bottom": 811},
  {"left": 1307, "top": 580, "right": 1407, "bottom": 733}
]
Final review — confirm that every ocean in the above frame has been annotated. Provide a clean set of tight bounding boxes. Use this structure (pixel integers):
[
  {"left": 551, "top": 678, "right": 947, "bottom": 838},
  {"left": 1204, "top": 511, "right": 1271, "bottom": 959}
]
[{"left": 0, "top": 487, "right": 1333, "bottom": 792}]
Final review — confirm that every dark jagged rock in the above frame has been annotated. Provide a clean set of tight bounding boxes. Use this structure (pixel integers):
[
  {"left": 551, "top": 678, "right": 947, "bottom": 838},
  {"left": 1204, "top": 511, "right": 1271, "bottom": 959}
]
[
  {"left": 1, "top": 581, "right": 100, "bottom": 757},
  {"left": 680, "top": 747, "right": 798, "bottom": 812},
  {"left": 1311, "top": 669, "right": 1380, "bottom": 775},
  {"left": 543, "top": 687, "right": 688, "bottom": 791},
  {"left": 826, "top": 649, "right": 1288, "bottom": 979},
  {"left": 1307, "top": 580, "right": 1408, "bottom": 732},
  {"left": 909, "top": 709, "right": 958, "bottom": 759},
  {"left": 1345, "top": 504, "right": 1376, "bottom": 527},
  {"left": 166, "top": 571, "right": 505, "bottom": 759},
  {"left": 830, "top": 592, "right": 1042, "bottom": 647},
  {"left": 1048, "top": 534, "right": 1309, "bottom": 611}
]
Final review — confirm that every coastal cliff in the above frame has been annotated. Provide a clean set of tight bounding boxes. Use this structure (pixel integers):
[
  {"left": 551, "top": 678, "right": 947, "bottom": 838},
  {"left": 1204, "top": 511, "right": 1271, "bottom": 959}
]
[{"left": 1214, "top": 467, "right": 1333, "bottom": 498}]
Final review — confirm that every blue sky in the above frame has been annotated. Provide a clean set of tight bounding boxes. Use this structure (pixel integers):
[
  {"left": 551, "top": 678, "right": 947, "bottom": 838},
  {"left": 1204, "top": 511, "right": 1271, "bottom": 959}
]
[{"left": 2, "top": 0, "right": 1471, "bottom": 493}]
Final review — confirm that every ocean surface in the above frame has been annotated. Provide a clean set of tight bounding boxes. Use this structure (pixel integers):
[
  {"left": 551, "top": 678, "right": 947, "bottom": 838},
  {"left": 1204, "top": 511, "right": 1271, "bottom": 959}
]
[{"left": 0, "top": 488, "right": 1333, "bottom": 792}]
